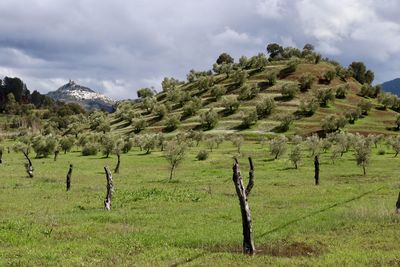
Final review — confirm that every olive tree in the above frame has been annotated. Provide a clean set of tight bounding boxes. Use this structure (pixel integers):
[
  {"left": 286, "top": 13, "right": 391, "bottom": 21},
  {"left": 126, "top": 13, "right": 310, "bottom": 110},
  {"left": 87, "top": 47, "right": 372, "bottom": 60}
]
[
  {"left": 200, "top": 109, "right": 219, "bottom": 130},
  {"left": 289, "top": 144, "right": 302, "bottom": 169},
  {"left": 269, "top": 136, "right": 288, "bottom": 159},
  {"left": 256, "top": 96, "right": 275, "bottom": 118},
  {"left": 353, "top": 135, "right": 371, "bottom": 175},
  {"left": 164, "top": 139, "right": 188, "bottom": 180}
]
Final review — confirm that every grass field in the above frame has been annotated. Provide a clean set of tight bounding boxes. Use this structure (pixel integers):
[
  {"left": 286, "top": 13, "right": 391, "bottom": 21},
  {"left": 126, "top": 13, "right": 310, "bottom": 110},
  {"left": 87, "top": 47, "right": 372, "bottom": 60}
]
[{"left": 1, "top": 141, "right": 400, "bottom": 266}]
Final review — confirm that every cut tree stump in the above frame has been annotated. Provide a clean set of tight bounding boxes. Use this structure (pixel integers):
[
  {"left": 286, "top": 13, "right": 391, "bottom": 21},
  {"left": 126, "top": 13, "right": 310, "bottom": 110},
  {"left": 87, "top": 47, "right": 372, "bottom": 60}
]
[
  {"left": 66, "top": 164, "right": 73, "bottom": 191},
  {"left": 232, "top": 157, "right": 255, "bottom": 255},
  {"left": 104, "top": 166, "right": 113, "bottom": 211},
  {"left": 396, "top": 192, "right": 400, "bottom": 214},
  {"left": 23, "top": 151, "right": 34, "bottom": 178},
  {"left": 314, "top": 156, "right": 319, "bottom": 185}
]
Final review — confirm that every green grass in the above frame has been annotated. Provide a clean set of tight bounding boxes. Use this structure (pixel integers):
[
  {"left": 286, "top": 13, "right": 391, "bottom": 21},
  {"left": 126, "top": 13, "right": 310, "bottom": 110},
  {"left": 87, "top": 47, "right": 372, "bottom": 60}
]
[{"left": 1, "top": 141, "right": 400, "bottom": 266}]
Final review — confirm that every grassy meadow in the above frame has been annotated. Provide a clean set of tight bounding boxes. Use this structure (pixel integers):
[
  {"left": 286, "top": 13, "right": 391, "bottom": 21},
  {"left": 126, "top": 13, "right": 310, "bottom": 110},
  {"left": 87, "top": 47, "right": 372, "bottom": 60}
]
[{"left": 1, "top": 140, "right": 400, "bottom": 266}]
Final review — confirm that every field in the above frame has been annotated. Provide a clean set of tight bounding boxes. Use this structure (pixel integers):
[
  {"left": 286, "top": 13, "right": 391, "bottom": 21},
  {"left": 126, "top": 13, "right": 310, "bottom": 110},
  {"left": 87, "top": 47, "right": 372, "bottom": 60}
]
[{"left": 1, "top": 140, "right": 400, "bottom": 266}]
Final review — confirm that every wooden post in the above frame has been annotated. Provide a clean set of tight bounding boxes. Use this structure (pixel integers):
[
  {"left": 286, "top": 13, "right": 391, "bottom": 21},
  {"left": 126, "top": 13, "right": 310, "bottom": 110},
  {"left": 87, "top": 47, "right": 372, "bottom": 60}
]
[
  {"left": 232, "top": 157, "right": 255, "bottom": 255},
  {"left": 114, "top": 154, "right": 120, "bottom": 174},
  {"left": 314, "top": 156, "right": 319, "bottom": 185},
  {"left": 396, "top": 192, "right": 400, "bottom": 214},
  {"left": 54, "top": 150, "right": 59, "bottom": 161},
  {"left": 23, "top": 151, "right": 34, "bottom": 178},
  {"left": 66, "top": 164, "right": 73, "bottom": 191},
  {"left": 104, "top": 166, "right": 113, "bottom": 211}
]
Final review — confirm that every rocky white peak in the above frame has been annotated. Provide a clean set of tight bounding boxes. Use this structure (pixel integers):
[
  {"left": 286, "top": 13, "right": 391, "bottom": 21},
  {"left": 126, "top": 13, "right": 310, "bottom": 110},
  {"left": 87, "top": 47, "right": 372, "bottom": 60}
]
[{"left": 46, "top": 81, "right": 115, "bottom": 112}]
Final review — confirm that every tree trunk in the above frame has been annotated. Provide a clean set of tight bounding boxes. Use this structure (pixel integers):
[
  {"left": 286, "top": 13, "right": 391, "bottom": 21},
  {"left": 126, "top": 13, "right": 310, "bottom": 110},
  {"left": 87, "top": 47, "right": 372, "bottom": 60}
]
[
  {"left": 232, "top": 157, "right": 255, "bottom": 255},
  {"left": 54, "top": 150, "right": 59, "bottom": 161},
  {"left": 396, "top": 192, "right": 400, "bottom": 214},
  {"left": 23, "top": 151, "right": 34, "bottom": 178},
  {"left": 114, "top": 154, "right": 120, "bottom": 174},
  {"left": 169, "top": 165, "right": 175, "bottom": 181},
  {"left": 314, "top": 156, "right": 319, "bottom": 185},
  {"left": 66, "top": 164, "right": 73, "bottom": 191},
  {"left": 104, "top": 166, "right": 113, "bottom": 211},
  {"left": 0, "top": 150, "right": 3, "bottom": 164},
  {"left": 363, "top": 165, "right": 366, "bottom": 176}
]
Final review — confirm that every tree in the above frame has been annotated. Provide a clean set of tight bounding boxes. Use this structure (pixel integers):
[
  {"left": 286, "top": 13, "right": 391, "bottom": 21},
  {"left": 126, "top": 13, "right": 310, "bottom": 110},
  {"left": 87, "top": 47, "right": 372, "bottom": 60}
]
[
  {"left": 321, "top": 115, "right": 347, "bottom": 133},
  {"left": 276, "top": 114, "right": 294, "bottom": 132},
  {"left": 231, "top": 135, "right": 244, "bottom": 154},
  {"left": 137, "top": 88, "right": 155, "bottom": 99},
  {"left": 4, "top": 93, "right": 18, "bottom": 114},
  {"left": 161, "top": 77, "right": 183, "bottom": 91},
  {"left": 32, "top": 135, "right": 58, "bottom": 158},
  {"left": 349, "top": 62, "right": 374, "bottom": 84},
  {"left": 164, "top": 139, "right": 188, "bottom": 180},
  {"left": 314, "top": 88, "right": 335, "bottom": 107},
  {"left": 216, "top": 52, "right": 234, "bottom": 64},
  {"left": 231, "top": 70, "right": 249, "bottom": 86},
  {"left": 354, "top": 135, "right": 371, "bottom": 175},
  {"left": 100, "top": 134, "right": 115, "bottom": 158},
  {"left": 256, "top": 96, "right": 275, "bottom": 118},
  {"left": 142, "top": 97, "right": 157, "bottom": 113},
  {"left": 131, "top": 117, "right": 147, "bottom": 133},
  {"left": 289, "top": 144, "right": 302, "bottom": 169},
  {"left": 113, "top": 138, "right": 124, "bottom": 173},
  {"left": 165, "top": 114, "right": 181, "bottom": 132},
  {"left": 324, "top": 70, "right": 336, "bottom": 83},
  {"left": 281, "top": 83, "right": 299, "bottom": 100},
  {"left": 200, "top": 109, "right": 219, "bottom": 130},
  {"left": 210, "top": 85, "right": 227, "bottom": 100},
  {"left": 396, "top": 114, "right": 400, "bottom": 130},
  {"left": 298, "top": 98, "right": 318, "bottom": 116},
  {"left": 60, "top": 136, "right": 75, "bottom": 154},
  {"left": 222, "top": 96, "right": 240, "bottom": 114},
  {"left": 153, "top": 104, "right": 168, "bottom": 119},
  {"left": 266, "top": 71, "right": 277, "bottom": 86},
  {"left": 182, "top": 98, "right": 201, "bottom": 117},
  {"left": 299, "top": 73, "right": 315, "bottom": 91},
  {"left": 357, "top": 99, "right": 373, "bottom": 115},
  {"left": 344, "top": 109, "right": 361, "bottom": 124},
  {"left": 335, "top": 85, "right": 349, "bottom": 99},
  {"left": 266, "top": 43, "right": 283, "bottom": 59},
  {"left": 269, "top": 136, "right": 288, "bottom": 159},
  {"left": 238, "top": 84, "right": 259, "bottom": 100},
  {"left": 305, "top": 134, "right": 321, "bottom": 156},
  {"left": 240, "top": 109, "right": 257, "bottom": 129},
  {"left": 141, "top": 134, "right": 157, "bottom": 154},
  {"left": 377, "top": 92, "right": 395, "bottom": 110},
  {"left": 82, "top": 142, "right": 99, "bottom": 156}
]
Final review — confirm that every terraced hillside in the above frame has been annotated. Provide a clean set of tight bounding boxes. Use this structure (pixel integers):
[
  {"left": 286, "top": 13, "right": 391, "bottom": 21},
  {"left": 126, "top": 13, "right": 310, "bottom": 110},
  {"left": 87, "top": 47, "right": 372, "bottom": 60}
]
[{"left": 110, "top": 57, "right": 398, "bottom": 138}]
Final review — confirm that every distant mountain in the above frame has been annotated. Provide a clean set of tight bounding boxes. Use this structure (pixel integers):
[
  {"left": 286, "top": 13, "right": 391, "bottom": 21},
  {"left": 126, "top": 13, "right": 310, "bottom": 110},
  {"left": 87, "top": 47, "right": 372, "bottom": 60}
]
[
  {"left": 381, "top": 78, "right": 400, "bottom": 96},
  {"left": 47, "top": 80, "right": 115, "bottom": 112}
]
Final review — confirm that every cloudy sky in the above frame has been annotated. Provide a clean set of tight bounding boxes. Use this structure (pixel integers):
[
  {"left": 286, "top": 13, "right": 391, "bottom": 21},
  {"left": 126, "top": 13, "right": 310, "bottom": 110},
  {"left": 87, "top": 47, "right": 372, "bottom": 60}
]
[{"left": 0, "top": 0, "right": 399, "bottom": 99}]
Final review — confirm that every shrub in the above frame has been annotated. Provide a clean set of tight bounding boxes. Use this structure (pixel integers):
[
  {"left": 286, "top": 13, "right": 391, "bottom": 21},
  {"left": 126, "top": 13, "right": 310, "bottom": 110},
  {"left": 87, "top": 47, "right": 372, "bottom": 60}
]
[
  {"left": 321, "top": 115, "right": 347, "bottom": 133},
  {"left": 82, "top": 142, "right": 98, "bottom": 156},
  {"left": 377, "top": 149, "right": 385, "bottom": 155},
  {"left": 266, "top": 71, "right": 277, "bottom": 86},
  {"left": 196, "top": 150, "right": 209, "bottom": 160},
  {"left": 276, "top": 114, "right": 294, "bottom": 132},
  {"left": 256, "top": 96, "right": 275, "bottom": 118},
  {"left": 314, "top": 88, "right": 335, "bottom": 107},
  {"left": 231, "top": 69, "right": 248, "bottom": 86},
  {"left": 153, "top": 104, "right": 168, "bottom": 119},
  {"left": 357, "top": 99, "right": 373, "bottom": 115}
]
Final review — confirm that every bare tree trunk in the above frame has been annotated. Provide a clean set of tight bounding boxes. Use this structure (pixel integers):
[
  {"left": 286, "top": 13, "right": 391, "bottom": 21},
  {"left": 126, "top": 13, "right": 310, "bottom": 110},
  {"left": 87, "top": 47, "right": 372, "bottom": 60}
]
[
  {"left": 0, "top": 150, "right": 2, "bottom": 164},
  {"left": 314, "top": 156, "right": 319, "bottom": 185},
  {"left": 114, "top": 154, "right": 120, "bottom": 174},
  {"left": 104, "top": 166, "right": 113, "bottom": 211},
  {"left": 169, "top": 165, "right": 175, "bottom": 181},
  {"left": 23, "top": 151, "right": 34, "bottom": 178},
  {"left": 54, "top": 150, "right": 59, "bottom": 161},
  {"left": 396, "top": 192, "right": 400, "bottom": 214},
  {"left": 363, "top": 165, "right": 366, "bottom": 176},
  {"left": 232, "top": 157, "right": 255, "bottom": 255},
  {"left": 66, "top": 164, "right": 73, "bottom": 191}
]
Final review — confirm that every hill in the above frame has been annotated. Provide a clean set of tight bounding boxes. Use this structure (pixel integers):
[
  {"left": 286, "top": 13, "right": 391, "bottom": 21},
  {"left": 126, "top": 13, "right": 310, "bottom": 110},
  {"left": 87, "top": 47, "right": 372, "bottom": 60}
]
[
  {"left": 47, "top": 80, "right": 115, "bottom": 112},
  {"left": 381, "top": 78, "right": 400, "bottom": 95},
  {"left": 109, "top": 55, "right": 398, "bottom": 138}
]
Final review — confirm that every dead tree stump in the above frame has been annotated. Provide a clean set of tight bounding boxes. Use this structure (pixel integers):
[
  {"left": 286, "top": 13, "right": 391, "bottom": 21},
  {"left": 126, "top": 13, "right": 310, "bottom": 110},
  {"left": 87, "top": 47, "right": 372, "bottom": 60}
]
[
  {"left": 396, "top": 192, "right": 400, "bottom": 214},
  {"left": 23, "top": 151, "right": 34, "bottom": 178},
  {"left": 314, "top": 156, "right": 319, "bottom": 185},
  {"left": 66, "top": 164, "right": 73, "bottom": 191},
  {"left": 104, "top": 166, "right": 113, "bottom": 211},
  {"left": 232, "top": 157, "right": 255, "bottom": 255},
  {"left": 114, "top": 154, "right": 120, "bottom": 174}
]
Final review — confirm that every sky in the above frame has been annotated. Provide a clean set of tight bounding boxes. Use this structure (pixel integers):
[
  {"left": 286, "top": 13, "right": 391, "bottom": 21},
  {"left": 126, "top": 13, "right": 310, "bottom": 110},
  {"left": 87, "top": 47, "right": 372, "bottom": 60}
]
[{"left": 0, "top": 0, "right": 399, "bottom": 100}]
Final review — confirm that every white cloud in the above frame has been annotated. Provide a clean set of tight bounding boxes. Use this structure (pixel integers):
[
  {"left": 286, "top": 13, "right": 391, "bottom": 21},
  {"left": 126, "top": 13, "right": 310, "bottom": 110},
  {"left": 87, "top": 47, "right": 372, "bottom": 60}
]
[{"left": 256, "top": 0, "right": 285, "bottom": 18}]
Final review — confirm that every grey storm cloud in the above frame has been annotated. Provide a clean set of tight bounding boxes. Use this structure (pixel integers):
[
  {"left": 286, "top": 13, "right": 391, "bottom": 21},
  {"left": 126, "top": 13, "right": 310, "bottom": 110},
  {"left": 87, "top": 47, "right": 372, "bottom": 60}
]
[{"left": 0, "top": 0, "right": 399, "bottom": 99}]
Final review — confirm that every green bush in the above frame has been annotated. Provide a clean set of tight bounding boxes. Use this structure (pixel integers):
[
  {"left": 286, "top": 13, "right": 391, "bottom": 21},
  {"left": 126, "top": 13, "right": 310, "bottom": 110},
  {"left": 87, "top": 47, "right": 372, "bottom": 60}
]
[
  {"left": 196, "top": 150, "right": 209, "bottom": 161},
  {"left": 82, "top": 143, "right": 99, "bottom": 156}
]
